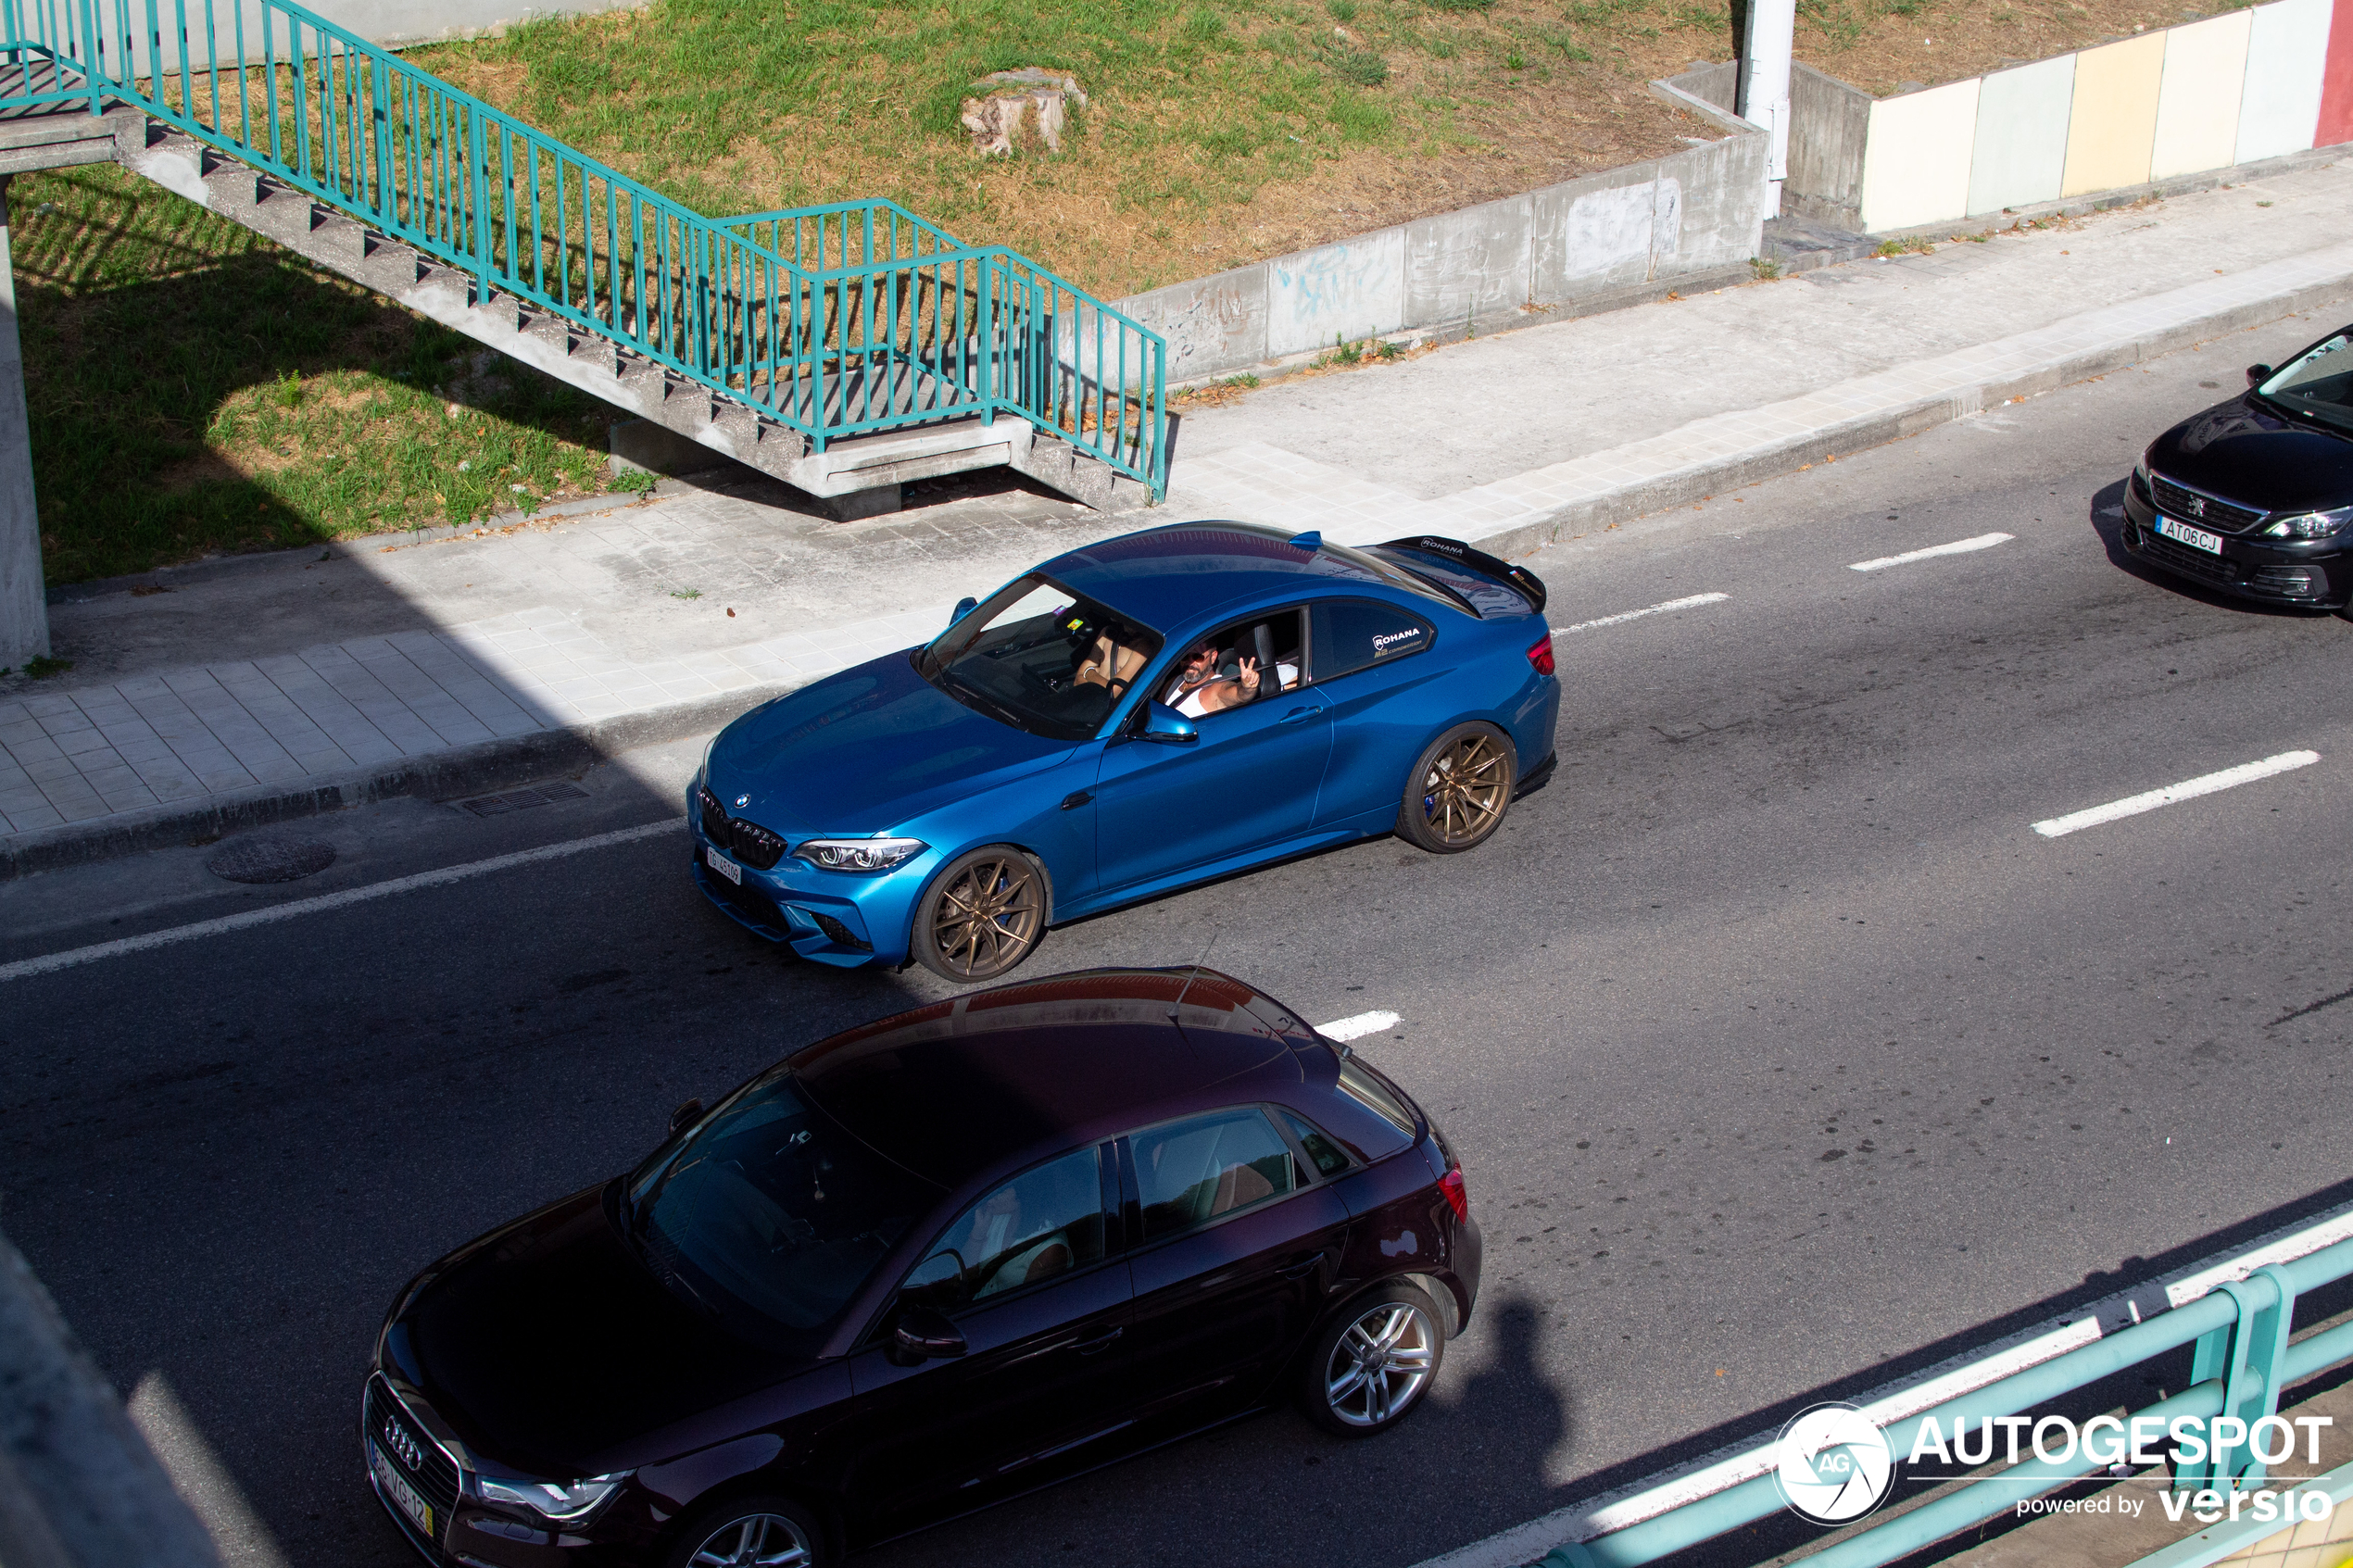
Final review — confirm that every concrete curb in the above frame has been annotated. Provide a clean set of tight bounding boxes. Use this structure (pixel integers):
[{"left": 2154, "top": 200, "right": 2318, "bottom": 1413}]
[
  {"left": 0, "top": 679, "right": 787, "bottom": 880},
  {"left": 1461, "top": 270, "right": 2353, "bottom": 565}
]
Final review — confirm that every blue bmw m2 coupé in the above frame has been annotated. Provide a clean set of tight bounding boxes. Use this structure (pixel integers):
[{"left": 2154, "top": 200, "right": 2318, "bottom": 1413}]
[{"left": 689, "top": 522, "right": 1558, "bottom": 978}]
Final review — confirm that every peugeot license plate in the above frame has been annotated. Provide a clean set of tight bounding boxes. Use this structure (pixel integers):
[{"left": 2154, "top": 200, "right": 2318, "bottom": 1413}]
[
  {"left": 2157, "top": 516, "right": 2222, "bottom": 555},
  {"left": 370, "top": 1441, "right": 434, "bottom": 1538},
  {"left": 705, "top": 845, "right": 742, "bottom": 884}
]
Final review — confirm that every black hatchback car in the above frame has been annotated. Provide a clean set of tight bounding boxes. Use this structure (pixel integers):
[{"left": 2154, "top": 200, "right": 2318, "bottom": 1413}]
[
  {"left": 363, "top": 968, "right": 1479, "bottom": 1567},
  {"left": 2122, "top": 325, "right": 2353, "bottom": 608}
]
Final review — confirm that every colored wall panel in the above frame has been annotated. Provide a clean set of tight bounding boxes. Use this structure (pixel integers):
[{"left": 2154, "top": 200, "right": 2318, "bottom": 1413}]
[
  {"left": 1858, "top": 78, "right": 1981, "bottom": 232},
  {"left": 2237, "top": 0, "right": 2331, "bottom": 160},
  {"left": 2061, "top": 33, "right": 2168, "bottom": 194},
  {"left": 2321, "top": 0, "right": 2353, "bottom": 143},
  {"left": 1967, "top": 56, "right": 2075, "bottom": 214},
  {"left": 2152, "top": 11, "right": 2253, "bottom": 177}
]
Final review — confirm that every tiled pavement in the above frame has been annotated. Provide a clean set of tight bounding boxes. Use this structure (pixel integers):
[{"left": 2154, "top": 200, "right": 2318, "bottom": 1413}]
[{"left": 0, "top": 604, "right": 945, "bottom": 834}]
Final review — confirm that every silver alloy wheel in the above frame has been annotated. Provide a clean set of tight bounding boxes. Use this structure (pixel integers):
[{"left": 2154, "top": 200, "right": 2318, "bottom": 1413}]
[
  {"left": 686, "top": 1512, "right": 813, "bottom": 1568},
  {"left": 1322, "top": 1298, "right": 1437, "bottom": 1428}
]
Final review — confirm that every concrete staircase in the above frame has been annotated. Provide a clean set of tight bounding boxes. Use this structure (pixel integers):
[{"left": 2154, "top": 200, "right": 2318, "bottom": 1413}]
[{"left": 8, "top": 107, "right": 1140, "bottom": 516}]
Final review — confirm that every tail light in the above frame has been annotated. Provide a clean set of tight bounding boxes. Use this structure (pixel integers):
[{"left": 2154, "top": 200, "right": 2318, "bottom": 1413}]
[
  {"left": 1438, "top": 1166, "right": 1468, "bottom": 1221},
  {"left": 1526, "top": 633, "right": 1555, "bottom": 677}
]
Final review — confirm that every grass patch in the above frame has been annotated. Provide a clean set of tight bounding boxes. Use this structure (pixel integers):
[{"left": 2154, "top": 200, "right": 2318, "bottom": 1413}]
[{"left": 19, "top": 161, "right": 621, "bottom": 583}]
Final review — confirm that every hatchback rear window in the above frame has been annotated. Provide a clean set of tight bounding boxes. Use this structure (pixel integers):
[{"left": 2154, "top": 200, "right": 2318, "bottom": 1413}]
[
  {"left": 1132, "top": 1109, "right": 1298, "bottom": 1241},
  {"left": 1338, "top": 1058, "right": 1418, "bottom": 1137}
]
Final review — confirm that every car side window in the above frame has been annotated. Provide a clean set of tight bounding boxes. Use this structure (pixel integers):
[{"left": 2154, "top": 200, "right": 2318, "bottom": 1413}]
[
  {"left": 1153, "top": 608, "right": 1307, "bottom": 721},
  {"left": 1279, "top": 1110, "right": 1354, "bottom": 1177},
  {"left": 1131, "top": 1109, "right": 1299, "bottom": 1242},
  {"left": 1312, "top": 598, "right": 1434, "bottom": 684},
  {"left": 899, "top": 1148, "right": 1106, "bottom": 1314}
]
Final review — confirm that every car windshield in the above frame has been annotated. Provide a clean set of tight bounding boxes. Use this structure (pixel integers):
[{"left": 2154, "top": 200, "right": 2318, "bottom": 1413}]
[
  {"left": 917, "top": 574, "right": 1163, "bottom": 741},
  {"left": 2258, "top": 333, "right": 2353, "bottom": 432},
  {"left": 625, "top": 1072, "right": 938, "bottom": 1339}
]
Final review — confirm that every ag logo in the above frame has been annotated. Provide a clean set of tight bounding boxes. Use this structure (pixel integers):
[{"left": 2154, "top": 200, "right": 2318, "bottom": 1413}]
[{"left": 1772, "top": 1402, "right": 1894, "bottom": 1524}]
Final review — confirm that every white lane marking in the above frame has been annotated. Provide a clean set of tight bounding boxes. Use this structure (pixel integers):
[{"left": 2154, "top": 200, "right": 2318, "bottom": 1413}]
[
  {"left": 0, "top": 818, "right": 681, "bottom": 985},
  {"left": 1555, "top": 592, "right": 1730, "bottom": 635},
  {"left": 2032, "top": 750, "right": 2320, "bottom": 838},
  {"left": 1317, "top": 1010, "right": 1401, "bottom": 1041},
  {"left": 1849, "top": 532, "right": 2014, "bottom": 571}
]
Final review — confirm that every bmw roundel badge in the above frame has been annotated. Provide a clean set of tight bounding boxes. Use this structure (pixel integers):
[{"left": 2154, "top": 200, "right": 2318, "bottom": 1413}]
[{"left": 736, "top": 795, "right": 749, "bottom": 808}]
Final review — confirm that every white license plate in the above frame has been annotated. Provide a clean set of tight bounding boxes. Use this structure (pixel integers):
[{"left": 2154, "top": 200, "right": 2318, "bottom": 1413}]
[
  {"left": 2157, "top": 516, "right": 2223, "bottom": 555},
  {"left": 705, "top": 845, "right": 742, "bottom": 884},
  {"left": 371, "top": 1441, "right": 435, "bottom": 1538}
]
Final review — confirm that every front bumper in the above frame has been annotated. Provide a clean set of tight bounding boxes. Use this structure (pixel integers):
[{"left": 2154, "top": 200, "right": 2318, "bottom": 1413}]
[
  {"left": 2121, "top": 478, "right": 2351, "bottom": 608},
  {"left": 685, "top": 781, "right": 924, "bottom": 967}
]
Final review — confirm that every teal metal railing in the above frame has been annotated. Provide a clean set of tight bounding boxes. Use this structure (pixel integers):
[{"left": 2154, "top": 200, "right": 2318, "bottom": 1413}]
[
  {"left": 1530, "top": 1223, "right": 2353, "bottom": 1568},
  {"left": 0, "top": 0, "right": 1168, "bottom": 494}
]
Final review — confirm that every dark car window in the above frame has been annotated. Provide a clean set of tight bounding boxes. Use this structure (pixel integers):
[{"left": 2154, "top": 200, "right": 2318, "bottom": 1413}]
[
  {"left": 917, "top": 573, "right": 1164, "bottom": 742},
  {"left": 1312, "top": 598, "right": 1435, "bottom": 684},
  {"left": 2258, "top": 332, "right": 2353, "bottom": 432},
  {"left": 1152, "top": 608, "right": 1307, "bottom": 719},
  {"left": 899, "top": 1148, "right": 1107, "bottom": 1314},
  {"left": 1279, "top": 1110, "right": 1354, "bottom": 1177},
  {"left": 1132, "top": 1109, "right": 1299, "bottom": 1241},
  {"left": 1338, "top": 1057, "right": 1419, "bottom": 1137},
  {"left": 625, "top": 1073, "right": 938, "bottom": 1335}
]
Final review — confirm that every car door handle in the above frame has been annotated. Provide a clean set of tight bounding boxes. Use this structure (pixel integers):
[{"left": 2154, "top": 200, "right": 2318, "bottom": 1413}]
[
  {"left": 1061, "top": 790, "right": 1094, "bottom": 810},
  {"left": 1281, "top": 707, "right": 1318, "bottom": 723},
  {"left": 1073, "top": 1326, "right": 1124, "bottom": 1354},
  {"left": 1277, "top": 1253, "right": 1324, "bottom": 1280}
]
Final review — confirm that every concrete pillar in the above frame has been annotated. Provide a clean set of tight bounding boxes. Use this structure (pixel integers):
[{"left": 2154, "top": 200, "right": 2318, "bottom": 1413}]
[
  {"left": 0, "top": 176, "right": 47, "bottom": 668},
  {"left": 1740, "top": 0, "right": 1796, "bottom": 219}
]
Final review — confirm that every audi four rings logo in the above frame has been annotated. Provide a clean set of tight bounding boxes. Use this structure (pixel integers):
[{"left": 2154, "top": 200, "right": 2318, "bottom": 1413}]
[{"left": 384, "top": 1418, "right": 424, "bottom": 1472}]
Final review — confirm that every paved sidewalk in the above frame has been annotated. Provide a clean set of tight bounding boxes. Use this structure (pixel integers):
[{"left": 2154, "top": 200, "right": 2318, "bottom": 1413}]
[{"left": 7, "top": 159, "right": 2353, "bottom": 872}]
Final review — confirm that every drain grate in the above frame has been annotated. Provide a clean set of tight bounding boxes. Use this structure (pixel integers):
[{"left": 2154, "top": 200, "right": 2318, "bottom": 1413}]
[
  {"left": 454, "top": 780, "right": 590, "bottom": 817},
  {"left": 208, "top": 837, "right": 337, "bottom": 884}
]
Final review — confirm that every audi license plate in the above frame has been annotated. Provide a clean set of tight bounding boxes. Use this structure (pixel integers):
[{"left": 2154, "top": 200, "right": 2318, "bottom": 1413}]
[
  {"left": 2157, "top": 516, "right": 2223, "bottom": 555},
  {"left": 705, "top": 845, "right": 742, "bottom": 884},
  {"left": 370, "top": 1441, "right": 434, "bottom": 1538}
]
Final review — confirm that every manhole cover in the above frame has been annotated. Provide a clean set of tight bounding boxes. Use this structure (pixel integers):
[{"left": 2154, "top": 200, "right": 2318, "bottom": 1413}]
[{"left": 207, "top": 837, "right": 336, "bottom": 884}]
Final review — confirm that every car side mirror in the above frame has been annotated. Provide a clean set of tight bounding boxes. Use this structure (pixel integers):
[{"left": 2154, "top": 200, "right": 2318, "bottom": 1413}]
[
  {"left": 891, "top": 1306, "right": 967, "bottom": 1364},
  {"left": 2247, "top": 364, "right": 2273, "bottom": 387},
  {"left": 1138, "top": 702, "right": 1198, "bottom": 746},
  {"left": 949, "top": 596, "right": 977, "bottom": 629},
  {"left": 667, "top": 1098, "right": 704, "bottom": 1139}
]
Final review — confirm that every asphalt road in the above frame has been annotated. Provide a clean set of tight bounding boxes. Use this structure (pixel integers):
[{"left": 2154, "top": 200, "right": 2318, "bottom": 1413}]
[{"left": 7, "top": 312, "right": 2353, "bottom": 1568}]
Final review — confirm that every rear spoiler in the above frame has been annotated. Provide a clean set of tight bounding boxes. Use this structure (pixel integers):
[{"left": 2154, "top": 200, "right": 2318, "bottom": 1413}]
[{"left": 1376, "top": 535, "right": 1548, "bottom": 614}]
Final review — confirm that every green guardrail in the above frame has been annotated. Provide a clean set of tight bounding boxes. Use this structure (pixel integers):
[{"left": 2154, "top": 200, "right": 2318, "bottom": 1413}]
[{"left": 0, "top": 0, "right": 1168, "bottom": 495}]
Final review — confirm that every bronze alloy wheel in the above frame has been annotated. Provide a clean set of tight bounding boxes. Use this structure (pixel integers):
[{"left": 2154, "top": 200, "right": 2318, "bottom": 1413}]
[
  {"left": 914, "top": 847, "right": 1046, "bottom": 981},
  {"left": 1399, "top": 723, "right": 1516, "bottom": 853}
]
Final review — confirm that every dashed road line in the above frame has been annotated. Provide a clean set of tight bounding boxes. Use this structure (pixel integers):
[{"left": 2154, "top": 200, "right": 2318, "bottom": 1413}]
[
  {"left": 2032, "top": 750, "right": 2320, "bottom": 838},
  {"left": 1317, "top": 1010, "right": 1402, "bottom": 1042},
  {"left": 1555, "top": 593, "right": 1730, "bottom": 635},
  {"left": 1849, "top": 533, "right": 2014, "bottom": 571},
  {"left": 0, "top": 818, "right": 682, "bottom": 985}
]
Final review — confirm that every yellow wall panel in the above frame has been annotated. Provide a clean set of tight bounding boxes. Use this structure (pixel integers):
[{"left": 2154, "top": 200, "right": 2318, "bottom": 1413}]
[
  {"left": 2062, "top": 33, "right": 2169, "bottom": 194},
  {"left": 2152, "top": 11, "right": 2253, "bottom": 178}
]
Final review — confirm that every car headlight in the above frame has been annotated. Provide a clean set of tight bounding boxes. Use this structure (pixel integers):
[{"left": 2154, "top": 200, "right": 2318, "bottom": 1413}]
[
  {"left": 791, "top": 837, "right": 927, "bottom": 872},
  {"left": 2134, "top": 456, "right": 2151, "bottom": 489},
  {"left": 2262, "top": 507, "right": 2353, "bottom": 538},
  {"left": 473, "top": 1473, "right": 627, "bottom": 1524}
]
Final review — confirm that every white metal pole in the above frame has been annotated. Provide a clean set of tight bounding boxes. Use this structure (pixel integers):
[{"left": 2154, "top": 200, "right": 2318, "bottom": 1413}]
[
  {"left": 0, "top": 176, "right": 47, "bottom": 670},
  {"left": 1739, "top": 0, "right": 1795, "bottom": 219}
]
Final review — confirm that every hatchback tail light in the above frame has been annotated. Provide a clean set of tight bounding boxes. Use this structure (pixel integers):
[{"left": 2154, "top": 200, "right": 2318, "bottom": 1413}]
[
  {"left": 1438, "top": 1166, "right": 1468, "bottom": 1221},
  {"left": 1526, "top": 633, "right": 1555, "bottom": 678}
]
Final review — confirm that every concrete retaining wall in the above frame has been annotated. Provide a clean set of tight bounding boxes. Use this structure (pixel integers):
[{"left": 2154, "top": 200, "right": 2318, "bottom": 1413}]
[
  {"left": 153, "top": 0, "right": 643, "bottom": 65},
  {"left": 1116, "top": 106, "right": 1768, "bottom": 384}
]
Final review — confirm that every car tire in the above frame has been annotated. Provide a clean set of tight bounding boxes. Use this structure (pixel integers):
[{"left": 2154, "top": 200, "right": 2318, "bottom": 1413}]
[
  {"left": 662, "top": 1491, "right": 831, "bottom": 1568},
  {"left": 910, "top": 845, "right": 1049, "bottom": 982},
  {"left": 1395, "top": 722, "right": 1516, "bottom": 854},
  {"left": 1298, "top": 1281, "right": 1447, "bottom": 1438}
]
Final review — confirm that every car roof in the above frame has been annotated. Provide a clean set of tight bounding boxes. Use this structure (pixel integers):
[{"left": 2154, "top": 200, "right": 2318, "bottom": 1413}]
[
  {"left": 786, "top": 967, "right": 1315, "bottom": 1187},
  {"left": 1035, "top": 521, "right": 1413, "bottom": 632}
]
